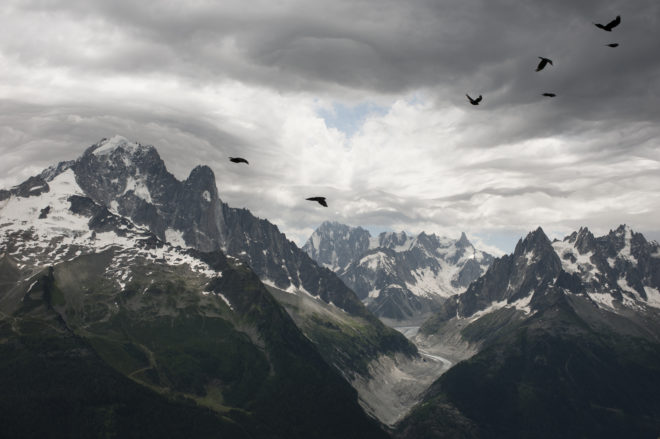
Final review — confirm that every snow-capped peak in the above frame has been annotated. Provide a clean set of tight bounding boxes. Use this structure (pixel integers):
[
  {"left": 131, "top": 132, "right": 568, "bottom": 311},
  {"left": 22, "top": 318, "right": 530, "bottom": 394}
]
[{"left": 89, "top": 135, "right": 151, "bottom": 157}]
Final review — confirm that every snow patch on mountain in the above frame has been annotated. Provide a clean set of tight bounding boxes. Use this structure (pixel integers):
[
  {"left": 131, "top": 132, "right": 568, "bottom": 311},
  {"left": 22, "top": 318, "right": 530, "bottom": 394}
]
[
  {"left": 361, "top": 252, "right": 390, "bottom": 271},
  {"left": 218, "top": 293, "right": 234, "bottom": 310},
  {"left": 165, "top": 228, "right": 187, "bottom": 248},
  {"left": 2, "top": 169, "right": 88, "bottom": 236},
  {"left": 467, "top": 299, "right": 508, "bottom": 321},
  {"left": 261, "top": 278, "right": 316, "bottom": 298},
  {"left": 619, "top": 226, "right": 638, "bottom": 265},
  {"left": 617, "top": 277, "right": 642, "bottom": 299},
  {"left": 380, "top": 232, "right": 417, "bottom": 252},
  {"left": 405, "top": 264, "right": 457, "bottom": 299},
  {"left": 92, "top": 135, "right": 139, "bottom": 156},
  {"left": 553, "top": 240, "right": 597, "bottom": 279},
  {"left": 465, "top": 294, "right": 535, "bottom": 322},
  {"left": 644, "top": 286, "right": 660, "bottom": 308},
  {"left": 589, "top": 292, "right": 616, "bottom": 309},
  {"left": 123, "top": 176, "right": 153, "bottom": 203}
]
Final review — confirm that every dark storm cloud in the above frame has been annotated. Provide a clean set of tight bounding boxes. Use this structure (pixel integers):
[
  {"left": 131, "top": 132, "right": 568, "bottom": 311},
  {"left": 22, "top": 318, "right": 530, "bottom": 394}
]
[
  {"left": 5, "top": 0, "right": 658, "bottom": 134},
  {"left": 8, "top": 0, "right": 658, "bottom": 143},
  {"left": 11, "top": 1, "right": 655, "bottom": 89}
]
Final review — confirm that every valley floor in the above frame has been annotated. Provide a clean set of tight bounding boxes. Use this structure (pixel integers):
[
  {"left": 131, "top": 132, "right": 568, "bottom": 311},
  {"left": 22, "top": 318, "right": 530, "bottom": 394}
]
[{"left": 350, "top": 317, "right": 469, "bottom": 426}]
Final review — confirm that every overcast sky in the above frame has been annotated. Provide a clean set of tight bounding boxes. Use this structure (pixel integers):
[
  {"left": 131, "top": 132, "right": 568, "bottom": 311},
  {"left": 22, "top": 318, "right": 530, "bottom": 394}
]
[{"left": 1, "top": 0, "right": 659, "bottom": 254}]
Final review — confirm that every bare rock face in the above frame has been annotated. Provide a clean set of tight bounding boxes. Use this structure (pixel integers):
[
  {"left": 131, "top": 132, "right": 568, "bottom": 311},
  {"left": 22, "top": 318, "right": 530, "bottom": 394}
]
[{"left": 303, "top": 221, "right": 373, "bottom": 271}]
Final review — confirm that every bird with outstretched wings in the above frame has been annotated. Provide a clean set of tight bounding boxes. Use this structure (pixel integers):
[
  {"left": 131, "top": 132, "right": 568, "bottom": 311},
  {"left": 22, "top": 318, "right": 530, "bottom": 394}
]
[
  {"left": 595, "top": 15, "right": 621, "bottom": 32},
  {"left": 466, "top": 94, "right": 482, "bottom": 105}
]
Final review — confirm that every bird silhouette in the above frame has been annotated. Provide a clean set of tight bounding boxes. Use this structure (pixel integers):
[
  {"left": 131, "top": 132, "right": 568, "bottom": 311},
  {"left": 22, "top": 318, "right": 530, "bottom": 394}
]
[
  {"left": 605, "top": 43, "right": 619, "bottom": 48},
  {"left": 595, "top": 15, "right": 621, "bottom": 32},
  {"left": 306, "top": 197, "right": 328, "bottom": 207},
  {"left": 542, "top": 93, "right": 556, "bottom": 97},
  {"left": 466, "top": 94, "right": 482, "bottom": 105},
  {"left": 535, "top": 57, "right": 553, "bottom": 72},
  {"left": 229, "top": 157, "right": 249, "bottom": 165}
]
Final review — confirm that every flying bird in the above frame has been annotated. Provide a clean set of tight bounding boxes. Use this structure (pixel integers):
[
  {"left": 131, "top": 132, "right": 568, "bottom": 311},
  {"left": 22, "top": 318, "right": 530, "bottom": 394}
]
[
  {"left": 594, "top": 15, "right": 621, "bottom": 32},
  {"left": 306, "top": 197, "right": 328, "bottom": 207},
  {"left": 466, "top": 94, "right": 482, "bottom": 105},
  {"left": 542, "top": 93, "right": 556, "bottom": 97},
  {"left": 229, "top": 157, "right": 249, "bottom": 165},
  {"left": 605, "top": 43, "right": 619, "bottom": 48},
  {"left": 535, "top": 57, "right": 553, "bottom": 72}
]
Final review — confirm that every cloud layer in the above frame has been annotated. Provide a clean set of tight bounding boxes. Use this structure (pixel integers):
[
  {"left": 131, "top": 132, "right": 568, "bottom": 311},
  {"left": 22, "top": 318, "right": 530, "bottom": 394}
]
[{"left": 1, "top": 0, "right": 659, "bottom": 252}]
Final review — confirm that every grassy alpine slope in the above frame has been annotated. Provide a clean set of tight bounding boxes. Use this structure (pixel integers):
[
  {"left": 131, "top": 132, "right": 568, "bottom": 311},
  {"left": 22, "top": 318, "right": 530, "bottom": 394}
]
[{"left": 0, "top": 249, "right": 390, "bottom": 439}]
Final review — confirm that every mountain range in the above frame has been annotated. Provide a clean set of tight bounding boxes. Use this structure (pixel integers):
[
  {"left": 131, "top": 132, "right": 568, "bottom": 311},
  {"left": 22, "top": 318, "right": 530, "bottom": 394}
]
[
  {"left": 3, "top": 135, "right": 660, "bottom": 438},
  {"left": 397, "top": 225, "right": 660, "bottom": 438},
  {"left": 303, "top": 221, "right": 494, "bottom": 320}
]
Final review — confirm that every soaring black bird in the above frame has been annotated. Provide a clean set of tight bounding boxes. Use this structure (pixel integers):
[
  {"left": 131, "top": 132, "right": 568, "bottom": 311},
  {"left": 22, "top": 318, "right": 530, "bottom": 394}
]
[
  {"left": 306, "top": 197, "right": 328, "bottom": 207},
  {"left": 466, "top": 94, "right": 482, "bottom": 105},
  {"left": 229, "top": 157, "right": 249, "bottom": 165},
  {"left": 542, "top": 93, "right": 556, "bottom": 97},
  {"left": 595, "top": 15, "right": 621, "bottom": 32},
  {"left": 605, "top": 43, "right": 619, "bottom": 48},
  {"left": 535, "top": 57, "right": 553, "bottom": 72}
]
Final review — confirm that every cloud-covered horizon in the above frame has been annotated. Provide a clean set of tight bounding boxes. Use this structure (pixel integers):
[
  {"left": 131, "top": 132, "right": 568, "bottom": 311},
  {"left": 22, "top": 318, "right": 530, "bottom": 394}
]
[{"left": 1, "top": 0, "right": 659, "bottom": 253}]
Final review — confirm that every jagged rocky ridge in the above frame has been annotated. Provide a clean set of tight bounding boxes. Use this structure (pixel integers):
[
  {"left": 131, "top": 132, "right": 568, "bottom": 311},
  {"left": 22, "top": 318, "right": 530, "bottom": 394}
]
[
  {"left": 67, "top": 138, "right": 367, "bottom": 316},
  {"left": 397, "top": 225, "right": 660, "bottom": 438},
  {"left": 421, "top": 225, "right": 660, "bottom": 336},
  {"left": 304, "top": 221, "right": 494, "bottom": 320}
]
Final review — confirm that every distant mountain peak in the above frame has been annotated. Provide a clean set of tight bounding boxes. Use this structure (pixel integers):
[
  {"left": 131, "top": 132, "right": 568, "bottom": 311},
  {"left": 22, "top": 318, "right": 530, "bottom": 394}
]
[
  {"left": 566, "top": 226, "right": 596, "bottom": 253},
  {"left": 425, "top": 224, "right": 660, "bottom": 328},
  {"left": 456, "top": 231, "right": 471, "bottom": 248},
  {"left": 514, "top": 226, "right": 551, "bottom": 255},
  {"left": 304, "top": 221, "right": 494, "bottom": 319},
  {"left": 186, "top": 165, "right": 217, "bottom": 189},
  {"left": 85, "top": 135, "right": 154, "bottom": 157},
  {"left": 613, "top": 223, "right": 630, "bottom": 234}
]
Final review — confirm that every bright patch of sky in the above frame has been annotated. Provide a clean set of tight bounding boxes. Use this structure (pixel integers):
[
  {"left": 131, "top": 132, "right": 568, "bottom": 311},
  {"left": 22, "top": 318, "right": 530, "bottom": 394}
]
[
  {"left": 473, "top": 230, "right": 528, "bottom": 256},
  {"left": 317, "top": 102, "right": 389, "bottom": 137}
]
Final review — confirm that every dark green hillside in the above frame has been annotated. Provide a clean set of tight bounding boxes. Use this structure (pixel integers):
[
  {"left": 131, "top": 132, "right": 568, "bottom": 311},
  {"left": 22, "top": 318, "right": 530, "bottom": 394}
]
[
  {"left": 0, "top": 251, "right": 390, "bottom": 439},
  {"left": 397, "top": 301, "right": 660, "bottom": 439},
  {"left": 0, "top": 293, "right": 248, "bottom": 438}
]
